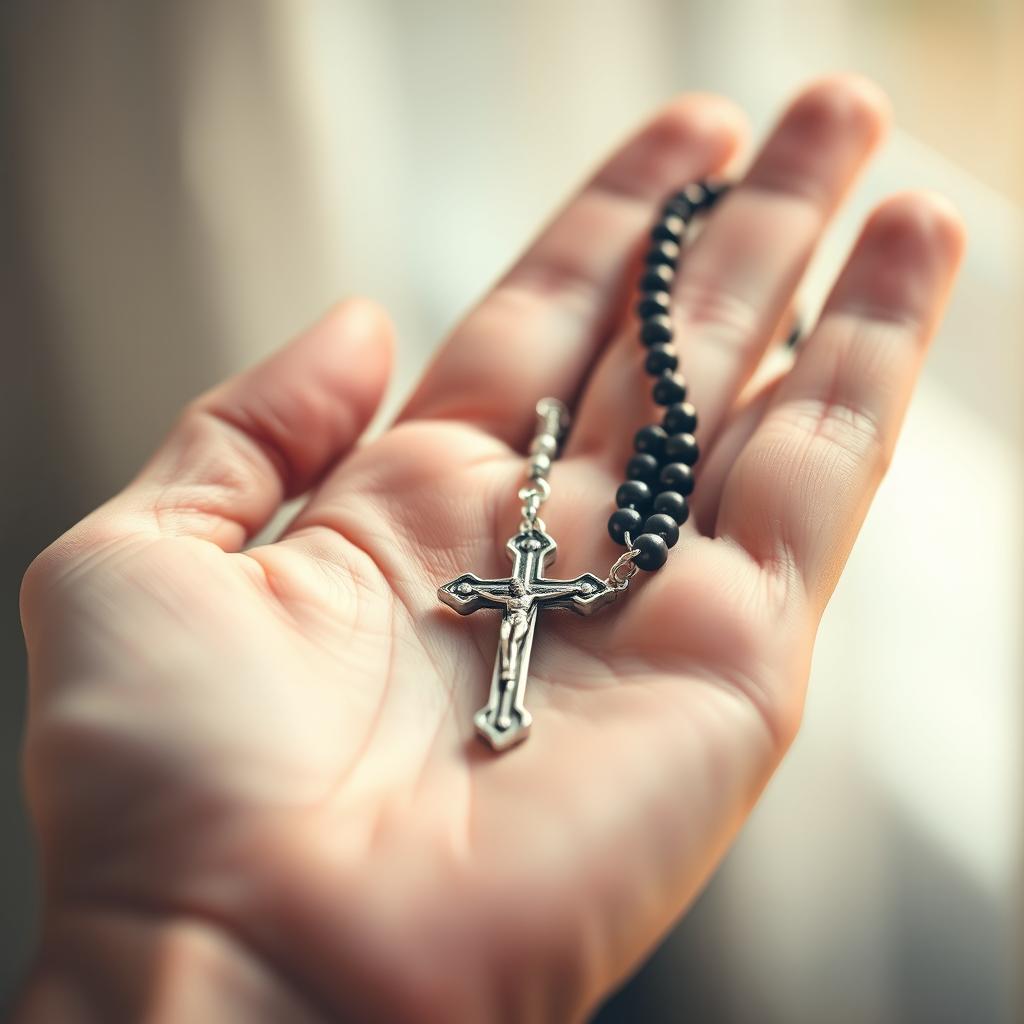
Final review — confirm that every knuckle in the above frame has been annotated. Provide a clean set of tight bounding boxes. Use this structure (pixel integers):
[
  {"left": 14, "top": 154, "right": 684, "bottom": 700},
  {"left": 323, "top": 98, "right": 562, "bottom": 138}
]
[
  {"left": 19, "top": 516, "right": 118, "bottom": 618},
  {"left": 676, "top": 275, "right": 760, "bottom": 345},
  {"left": 813, "top": 396, "right": 888, "bottom": 469},
  {"left": 20, "top": 547, "right": 54, "bottom": 613}
]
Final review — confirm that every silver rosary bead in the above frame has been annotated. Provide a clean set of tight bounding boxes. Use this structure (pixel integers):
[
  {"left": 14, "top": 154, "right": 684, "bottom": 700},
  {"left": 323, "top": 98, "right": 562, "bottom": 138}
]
[
  {"left": 525, "top": 397, "right": 567, "bottom": 484},
  {"left": 529, "top": 452, "right": 552, "bottom": 479},
  {"left": 529, "top": 433, "right": 558, "bottom": 458},
  {"left": 535, "top": 396, "right": 569, "bottom": 436}
]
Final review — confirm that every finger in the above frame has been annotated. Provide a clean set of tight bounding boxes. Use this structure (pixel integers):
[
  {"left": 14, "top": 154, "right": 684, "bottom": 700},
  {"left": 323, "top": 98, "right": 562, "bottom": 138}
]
[
  {"left": 400, "top": 95, "right": 746, "bottom": 447},
  {"left": 716, "top": 192, "right": 965, "bottom": 605},
  {"left": 643, "top": 311, "right": 798, "bottom": 535},
  {"left": 106, "top": 299, "right": 392, "bottom": 550},
  {"left": 569, "top": 74, "right": 889, "bottom": 467},
  {"left": 690, "top": 362, "right": 788, "bottom": 534}
]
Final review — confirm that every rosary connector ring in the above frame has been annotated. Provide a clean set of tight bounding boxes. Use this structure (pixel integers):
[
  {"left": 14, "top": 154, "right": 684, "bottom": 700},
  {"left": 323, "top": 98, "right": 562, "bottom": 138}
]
[
  {"left": 518, "top": 479, "right": 551, "bottom": 503},
  {"left": 606, "top": 547, "right": 641, "bottom": 590}
]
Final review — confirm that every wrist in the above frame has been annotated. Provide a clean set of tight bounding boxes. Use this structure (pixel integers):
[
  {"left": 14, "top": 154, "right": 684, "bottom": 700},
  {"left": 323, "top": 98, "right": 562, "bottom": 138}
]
[{"left": 12, "top": 906, "right": 329, "bottom": 1024}]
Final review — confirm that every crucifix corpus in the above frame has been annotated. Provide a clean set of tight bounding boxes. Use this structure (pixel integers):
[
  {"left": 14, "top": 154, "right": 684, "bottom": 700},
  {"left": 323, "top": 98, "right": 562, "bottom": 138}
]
[{"left": 438, "top": 529, "right": 617, "bottom": 750}]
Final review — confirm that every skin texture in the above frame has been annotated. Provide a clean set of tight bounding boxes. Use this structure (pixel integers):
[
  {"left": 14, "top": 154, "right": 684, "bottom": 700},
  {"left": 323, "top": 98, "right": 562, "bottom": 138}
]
[{"left": 16, "top": 77, "right": 964, "bottom": 1022}]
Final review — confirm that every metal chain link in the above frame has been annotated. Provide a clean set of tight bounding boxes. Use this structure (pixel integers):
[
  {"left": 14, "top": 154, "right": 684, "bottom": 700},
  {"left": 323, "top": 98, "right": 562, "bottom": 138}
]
[
  {"left": 517, "top": 399, "right": 644, "bottom": 593},
  {"left": 518, "top": 478, "right": 551, "bottom": 533},
  {"left": 517, "top": 399, "right": 565, "bottom": 532},
  {"left": 606, "top": 532, "right": 640, "bottom": 590}
]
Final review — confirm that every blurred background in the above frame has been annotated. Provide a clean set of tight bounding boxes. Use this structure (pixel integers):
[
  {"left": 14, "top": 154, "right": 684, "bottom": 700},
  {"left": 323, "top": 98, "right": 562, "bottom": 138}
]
[{"left": 1, "top": 1, "right": 1021, "bottom": 1020}]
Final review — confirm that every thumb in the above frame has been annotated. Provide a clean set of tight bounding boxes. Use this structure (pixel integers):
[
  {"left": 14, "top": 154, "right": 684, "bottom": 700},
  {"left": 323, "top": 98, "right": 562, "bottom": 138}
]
[{"left": 118, "top": 297, "right": 393, "bottom": 550}]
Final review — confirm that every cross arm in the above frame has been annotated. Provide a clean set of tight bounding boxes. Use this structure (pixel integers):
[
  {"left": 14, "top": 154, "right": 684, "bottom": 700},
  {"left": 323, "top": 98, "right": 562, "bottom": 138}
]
[
  {"left": 437, "top": 573, "right": 512, "bottom": 615},
  {"left": 530, "top": 573, "right": 619, "bottom": 615}
]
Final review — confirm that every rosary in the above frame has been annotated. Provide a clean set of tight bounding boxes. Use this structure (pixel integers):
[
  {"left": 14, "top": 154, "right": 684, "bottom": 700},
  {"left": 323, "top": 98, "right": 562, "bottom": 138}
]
[{"left": 439, "top": 180, "right": 726, "bottom": 750}]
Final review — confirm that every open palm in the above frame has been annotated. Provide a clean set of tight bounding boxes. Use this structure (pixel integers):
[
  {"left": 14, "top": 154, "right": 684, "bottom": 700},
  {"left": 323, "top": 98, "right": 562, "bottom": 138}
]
[{"left": 19, "top": 77, "right": 963, "bottom": 1022}]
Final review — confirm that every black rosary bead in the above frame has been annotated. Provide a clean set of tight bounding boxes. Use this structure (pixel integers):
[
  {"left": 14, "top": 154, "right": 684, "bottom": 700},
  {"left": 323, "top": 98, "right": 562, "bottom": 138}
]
[
  {"left": 651, "top": 215, "right": 684, "bottom": 243},
  {"left": 642, "top": 512, "right": 679, "bottom": 548},
  {"left": 638, "top": 265, "right": 673, "bottom": 292},
  {"left": 636, "top": 291, "right": 670, "bottom": 318},
  {"left": 662, "top": 400, "right": 697, "bottom": 434},
  {"left": 608, "top": 507, "right": 642, "bottom": 546},
  {"left": 702, "top": 179, "right": 728, "bottom": 204},
  {"left": 604, "top": 180, "right": 722, "bottom": 578},
  {"left": 652, "top": 372, "right": 687, "bottom": 406},
  {"left": 645, "top": 240, "right": 680, "bottom": 269},
  {"left": 659, "top": 462, "right": 694, "bottom": 495},
  {"left": 640, "top": 315, "right": 673, "bottom": 346},
  {"left": 681, "top": 182, "right": 708, "bottom": 207},
  {"left": 664, "top": 432, "right": 699, "bottom": 465},
  {"left": 644, "top": 344, "right": 678, "bottom": 376},
  {"left": 616, "top": 480, "right": 653, "bottom": 516},
  {"left": 633, "top": 424, "right": 667, "bottom": 459},
  {"left": 632, "top": 532, "right": 668, "bottom": 572},
  {"left": 664, "top": 194, "right": 694, "bottom": 220},
  {"left": 653, "top": 490, "right": 689, "bottom": 524},
  {"left": 625, "top": 452, "right": 660, "bottom": 484}
]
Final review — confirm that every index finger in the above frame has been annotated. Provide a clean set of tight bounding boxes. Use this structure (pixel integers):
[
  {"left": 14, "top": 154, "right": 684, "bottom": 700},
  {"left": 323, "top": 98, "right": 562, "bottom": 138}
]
[{"left": 399, "top": 95, "right": 746, "bottom": 447}]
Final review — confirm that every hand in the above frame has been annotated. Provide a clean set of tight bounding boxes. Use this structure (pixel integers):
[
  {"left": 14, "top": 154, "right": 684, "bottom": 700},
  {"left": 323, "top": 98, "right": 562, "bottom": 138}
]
[{"left": 17, "top": 76, "right": 963, "bottom": 1022}]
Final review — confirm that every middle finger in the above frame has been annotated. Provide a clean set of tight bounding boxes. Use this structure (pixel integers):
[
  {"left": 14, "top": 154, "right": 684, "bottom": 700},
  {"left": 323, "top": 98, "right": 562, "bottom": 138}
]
[{"left": 568, "top": 75, "right": 890, "bottom": 472}]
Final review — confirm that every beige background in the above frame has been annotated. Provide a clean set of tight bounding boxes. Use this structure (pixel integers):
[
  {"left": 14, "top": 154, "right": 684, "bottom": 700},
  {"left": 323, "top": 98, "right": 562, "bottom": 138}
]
[{"left": 1, "top": 2, "right": 1021, "bottom": 1019}]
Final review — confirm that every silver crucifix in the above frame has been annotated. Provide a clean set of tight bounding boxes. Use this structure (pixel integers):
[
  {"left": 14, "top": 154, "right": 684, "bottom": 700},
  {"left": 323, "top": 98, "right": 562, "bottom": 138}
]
[{"left": 438, "top": 528, "right": 617, "bottom": 750}]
